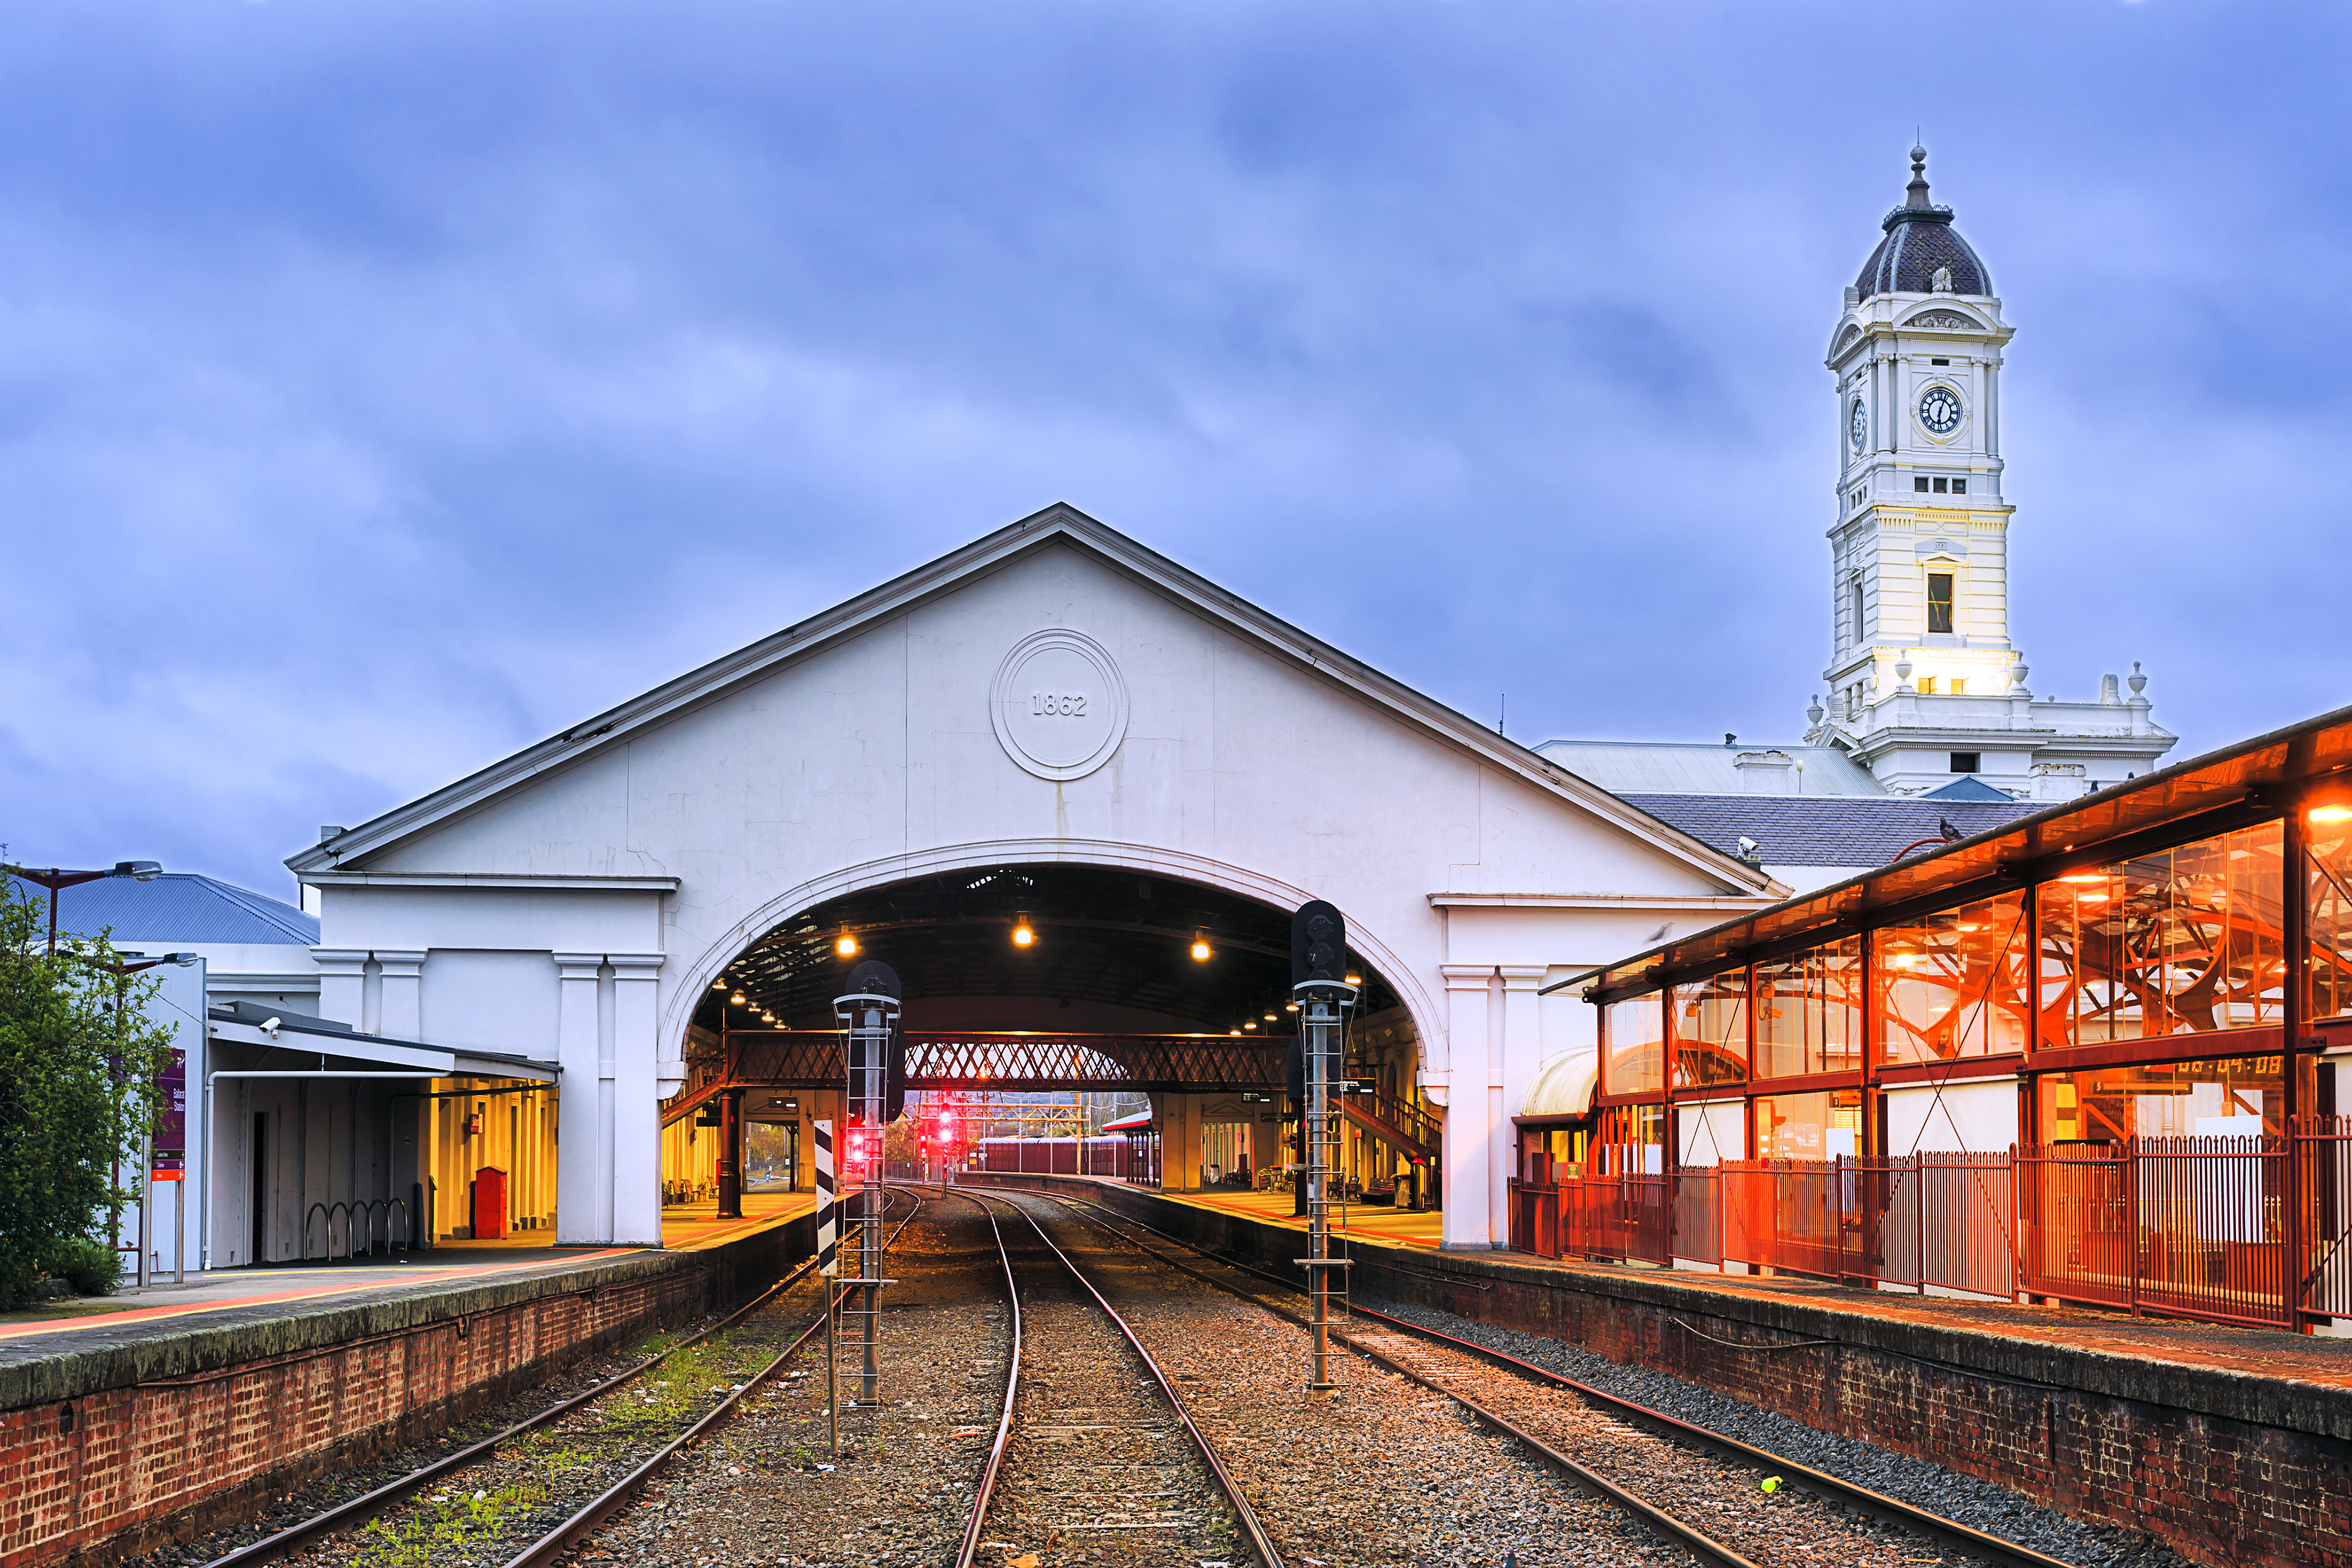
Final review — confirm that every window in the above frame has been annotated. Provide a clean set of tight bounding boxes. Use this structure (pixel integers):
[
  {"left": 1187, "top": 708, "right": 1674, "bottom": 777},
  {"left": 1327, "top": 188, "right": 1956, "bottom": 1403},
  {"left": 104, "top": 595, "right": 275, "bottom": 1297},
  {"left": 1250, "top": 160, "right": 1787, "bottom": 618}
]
[
  {"left": 1672, "top": 971, "right": 1749, "bottom": 1089},
  {"left": 1918, "top": 676, "right": 1939, "bottom": 694},
  {"left": 1951, "top": 479, "right": 1967, "bottom": 495},
  {"left": 1603, "top": 994, "right": 1664, "bottom": 1096},
  {"left": 1755, "top": 937, "right": 1863, "bottom": 1079},
  {"left": 1914, "top": 476, "right": 1931, "bottom": 492},
  {"left": 2037, "top": 821, "right": 2285, "bottom": 1044},
  {"left": 1950, "top": 752, "right": 1981, "bottom": 773},
  {"left": 1595, "top": 1103, "right": 1666, "bottom": 1175},
  {"left": 1949, "top": 678, "right": 1968, "bottom": 695},
  {"left": 2036, "top": 1056, "right": 2282, "bottom": 1144},
  {"left": 2310, "top": 811, "right": 2352, "bottom": 1021},
  {"left": 1754, "top": 1088, "right": 1864, "bottom": 1160},
  {"left": 1926, "top": 572, "right": 1955, "bottom": 634},
  {"left": 1932, "top": 477, "right": 1949, "bottom": 493},
  {"left": 1848, "top": 578, "right": 1865, "bottom": 644},
  {"left": 1930, "top": 357, "right": 1950, "bottom": 366},
  {"left": 1879, "top": 890, "right": 2032, "bottom": 1065}
]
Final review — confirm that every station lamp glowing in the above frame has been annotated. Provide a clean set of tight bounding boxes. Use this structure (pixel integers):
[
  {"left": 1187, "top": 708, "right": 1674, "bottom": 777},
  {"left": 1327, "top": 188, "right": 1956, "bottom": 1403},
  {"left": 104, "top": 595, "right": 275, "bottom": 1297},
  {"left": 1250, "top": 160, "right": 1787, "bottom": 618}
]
[
  {"left": 1284, "top": 1002, "right": 1299, "bottom": 1013},
  {"left": 835, "top": 933, "right": 859, "bottom": 957},
  {"left": 1190, "top": 937, "right": 1213, "bottom": 961},
  {"left": 1344, "top": 972, "right": 1361, "bottom": 987},
  {"left": 2313, "top": 805, "right": 2352, "bottom": 823},
  {"left": 1263, "top": 1012, "right": 1276, "bottom": 1022},
  {"left": 1012, "top": 924, "right": 1036, "bottom": 948},
  {"left": 730, "top": 990, "right": 747, "bottom": 1006},
  {"left": 1243, "top": 1020, "right": 1256, "bottom": 1030}
]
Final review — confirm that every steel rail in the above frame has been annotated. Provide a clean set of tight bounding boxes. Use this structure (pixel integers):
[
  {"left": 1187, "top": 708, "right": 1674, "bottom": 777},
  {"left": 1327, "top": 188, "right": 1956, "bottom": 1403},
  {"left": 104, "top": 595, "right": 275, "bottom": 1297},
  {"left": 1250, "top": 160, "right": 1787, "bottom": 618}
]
[
  {"left": 498, "top": 1190, "right": 928, "bottom": 1568},
  {"left": 1004, "top": 1185, "right": 2085, "bottom": 1568},
  {"left": 983, "top": 1188, "right": 1754, "bottom": 1568},
  {"left": 946, "top": 1192, "right": 1023, "bottom": 1568},
  {"left": 954, "top": 1188, "right": 1287, "bottom": 1568},
  {"left": 197, "top": 1191, "right": 916, "bottom": 1568}
]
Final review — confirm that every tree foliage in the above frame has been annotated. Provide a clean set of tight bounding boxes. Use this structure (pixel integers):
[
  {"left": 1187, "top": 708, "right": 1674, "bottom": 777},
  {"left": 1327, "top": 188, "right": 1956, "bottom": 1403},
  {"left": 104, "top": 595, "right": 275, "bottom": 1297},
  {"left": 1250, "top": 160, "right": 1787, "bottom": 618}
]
[{"left": 0, "top": 883, "right": 178, "bottom": 1308}]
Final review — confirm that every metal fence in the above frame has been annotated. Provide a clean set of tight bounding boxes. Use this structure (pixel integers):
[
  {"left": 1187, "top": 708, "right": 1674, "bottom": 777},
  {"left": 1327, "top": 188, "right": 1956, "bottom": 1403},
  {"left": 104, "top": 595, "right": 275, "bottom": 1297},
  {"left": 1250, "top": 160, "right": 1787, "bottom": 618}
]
[{"left": 1512, "top": 1128, "right": 2352, "bottom": 1329}]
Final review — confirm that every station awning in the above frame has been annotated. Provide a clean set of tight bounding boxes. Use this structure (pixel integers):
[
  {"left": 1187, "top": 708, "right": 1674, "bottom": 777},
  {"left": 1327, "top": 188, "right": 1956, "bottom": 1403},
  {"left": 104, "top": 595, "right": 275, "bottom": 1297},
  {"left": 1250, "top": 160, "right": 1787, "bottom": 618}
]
[{"left": 206, "top": 1001, "right": 560, "bottom": 1083}]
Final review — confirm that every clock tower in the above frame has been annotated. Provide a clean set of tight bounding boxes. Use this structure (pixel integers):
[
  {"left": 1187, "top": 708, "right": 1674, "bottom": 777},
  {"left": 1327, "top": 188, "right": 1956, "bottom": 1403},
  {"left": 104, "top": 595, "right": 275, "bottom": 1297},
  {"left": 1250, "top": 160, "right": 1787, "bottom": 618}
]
[{"left": 1807, "top": 147, "right": 2175, "bottom": 797}]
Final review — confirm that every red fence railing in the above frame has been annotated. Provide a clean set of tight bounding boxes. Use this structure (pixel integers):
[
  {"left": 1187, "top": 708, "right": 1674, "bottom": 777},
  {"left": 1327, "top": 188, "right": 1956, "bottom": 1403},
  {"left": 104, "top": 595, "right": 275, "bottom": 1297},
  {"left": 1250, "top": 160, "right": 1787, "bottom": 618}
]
[{"left": 1510, "top": 1122, "right": 2352, "bottom": 1332}]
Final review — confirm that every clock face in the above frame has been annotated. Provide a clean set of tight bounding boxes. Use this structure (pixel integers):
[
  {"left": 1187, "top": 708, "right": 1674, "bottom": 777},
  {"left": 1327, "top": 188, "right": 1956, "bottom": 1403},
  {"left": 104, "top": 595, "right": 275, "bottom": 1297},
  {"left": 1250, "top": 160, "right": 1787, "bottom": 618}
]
[
  {"left": 1918, "top": 386, "right": 1963, "bottom": 436},
  {"left": 1849, "top": 399, "right": 1867, "bottom": 450}
]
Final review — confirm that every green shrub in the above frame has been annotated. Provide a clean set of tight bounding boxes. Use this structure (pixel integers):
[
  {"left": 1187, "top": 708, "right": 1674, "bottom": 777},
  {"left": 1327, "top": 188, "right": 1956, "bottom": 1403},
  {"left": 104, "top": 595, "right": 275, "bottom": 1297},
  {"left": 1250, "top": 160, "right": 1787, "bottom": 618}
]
[{"left": 46, "top": 1236, "right": 122, "bottom": 1296}]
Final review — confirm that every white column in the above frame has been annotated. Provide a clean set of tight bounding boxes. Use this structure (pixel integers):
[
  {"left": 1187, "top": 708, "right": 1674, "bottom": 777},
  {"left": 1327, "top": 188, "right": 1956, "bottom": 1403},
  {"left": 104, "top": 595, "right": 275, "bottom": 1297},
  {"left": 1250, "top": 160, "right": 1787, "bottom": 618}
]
[
  {"left": 609, "top": 954, "right": 665, "bottom": 1246},
  {"left": 554, "top": 954, "right": 604, "bottom": 1245},
  {"left": 376, "top": 951, "right": 426, "bottom": 1039},
  {"left": 1439, "top": 965, "right": 1497, "bottom": 1250},
  {"left": 1497, "top": 966, "right": 1546, "bottom": 1251},
  {"left": 313, "top": 949, "right": 368, "bottom": 1029}
]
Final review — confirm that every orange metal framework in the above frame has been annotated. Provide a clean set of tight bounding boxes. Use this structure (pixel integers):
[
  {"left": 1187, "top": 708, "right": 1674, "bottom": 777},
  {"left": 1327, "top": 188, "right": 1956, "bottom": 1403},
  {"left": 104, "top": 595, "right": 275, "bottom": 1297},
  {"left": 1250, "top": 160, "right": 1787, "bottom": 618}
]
[{"left": 1541, "top": 702, "right": 2352, "bottom": 1331}]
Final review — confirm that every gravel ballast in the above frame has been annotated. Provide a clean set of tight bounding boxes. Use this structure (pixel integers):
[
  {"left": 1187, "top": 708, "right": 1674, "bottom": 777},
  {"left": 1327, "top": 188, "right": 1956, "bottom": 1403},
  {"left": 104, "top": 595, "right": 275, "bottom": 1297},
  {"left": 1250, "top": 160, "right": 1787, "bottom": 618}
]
[{"left": 1368, "top": 1296, "right": 2192, "bottom": 1568}]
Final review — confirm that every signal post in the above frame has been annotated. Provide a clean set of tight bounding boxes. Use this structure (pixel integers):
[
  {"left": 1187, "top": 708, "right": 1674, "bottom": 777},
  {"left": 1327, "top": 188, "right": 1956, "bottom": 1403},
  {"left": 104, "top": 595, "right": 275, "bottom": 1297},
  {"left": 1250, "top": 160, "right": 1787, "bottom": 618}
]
[{"left": 1291, "top": 900, "right": 1357, "bottom": 1391}]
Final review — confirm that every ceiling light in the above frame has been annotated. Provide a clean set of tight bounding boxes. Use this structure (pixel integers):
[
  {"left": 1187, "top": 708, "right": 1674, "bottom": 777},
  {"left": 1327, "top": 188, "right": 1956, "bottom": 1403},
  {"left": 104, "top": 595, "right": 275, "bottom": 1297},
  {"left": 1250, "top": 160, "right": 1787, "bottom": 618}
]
[
  {"left": 1190, "top": 939, "right": 1212, "bottom": 961},
  {"left": 2059, "top": 873, "right": 2102, "bottom": 884},
  {"left": 1229, "top": 1029, "right": 1241, "bottom": 1036},
  {"left": 2312, "top": 806, "right": 2352, "bottom": 823},
  {"left": 1285, "top": 1002, "right": 1299, "bottom": 1012},
  {"left": 710, "top": 980, "right": 726, "bottom": 991},
  {"left": 730, "top": 991, "right": 746, "bottom": 1006},
  {"left": 835, "top": 934, "right": 859, "bottom": 957},
  {"left": 1264, "top": 1013, "right": 1277, "bottom": 1022},
  {"left": 760, "top": 1012, "right": 776, "bottom": 1024},
  {"left": 1012, "top": 924, "right": 1036, "bottom": 948},
  {"left": 1243, "top": 1020, "right": 1256, "bottom": 1030},
  {"left": 1344, "top": 972, "right": 1362, "bottom": 987}
]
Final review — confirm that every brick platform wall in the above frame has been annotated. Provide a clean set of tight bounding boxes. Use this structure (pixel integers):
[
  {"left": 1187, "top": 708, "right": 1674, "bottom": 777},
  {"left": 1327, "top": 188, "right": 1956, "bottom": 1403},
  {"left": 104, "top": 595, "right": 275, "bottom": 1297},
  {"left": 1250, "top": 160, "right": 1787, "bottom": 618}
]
[
  {"left": 969, "top": 1173, "right": 2352, "bottom": 1568},
  {"left": 0, "top": 1217, "right": 809, "bottom": 1568}
]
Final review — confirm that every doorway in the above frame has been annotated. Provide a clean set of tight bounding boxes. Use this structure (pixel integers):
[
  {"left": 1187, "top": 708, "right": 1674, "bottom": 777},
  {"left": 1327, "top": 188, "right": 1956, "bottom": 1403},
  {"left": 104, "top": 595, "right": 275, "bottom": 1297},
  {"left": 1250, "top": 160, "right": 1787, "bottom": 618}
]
[{"left": 250, "top": 1113, "right": 269, "bottom": 1264}]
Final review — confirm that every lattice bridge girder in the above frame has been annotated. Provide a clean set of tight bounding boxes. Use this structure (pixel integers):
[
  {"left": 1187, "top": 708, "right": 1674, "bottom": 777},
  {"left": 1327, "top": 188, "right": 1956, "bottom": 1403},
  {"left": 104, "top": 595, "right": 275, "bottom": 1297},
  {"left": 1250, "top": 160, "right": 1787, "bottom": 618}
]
[{"left": 689, "top": 1029, "right": 1289, "bottom": 1095}]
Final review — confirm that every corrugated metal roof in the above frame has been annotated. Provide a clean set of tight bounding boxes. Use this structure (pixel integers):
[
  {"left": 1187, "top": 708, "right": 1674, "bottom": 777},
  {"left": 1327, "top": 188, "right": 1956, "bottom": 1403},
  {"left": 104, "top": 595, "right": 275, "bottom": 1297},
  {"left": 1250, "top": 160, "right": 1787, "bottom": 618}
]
[
  {"left": 5, "top": 872, "right": 318, "bottom": 945},
  {"left": 1621, "top": 794, "right": 2040, "bottom": 869},
  {"left": 1535, "top": 739, "right": 1887, "bottom": 797}
]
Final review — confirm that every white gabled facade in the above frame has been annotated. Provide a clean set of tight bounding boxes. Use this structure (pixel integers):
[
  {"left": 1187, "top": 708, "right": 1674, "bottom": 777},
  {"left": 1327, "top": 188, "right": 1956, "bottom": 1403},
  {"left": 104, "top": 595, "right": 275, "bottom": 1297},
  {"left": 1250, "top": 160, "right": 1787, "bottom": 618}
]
[{"left": 1807, "top": 147, "right": 2176, "bottom": 799}]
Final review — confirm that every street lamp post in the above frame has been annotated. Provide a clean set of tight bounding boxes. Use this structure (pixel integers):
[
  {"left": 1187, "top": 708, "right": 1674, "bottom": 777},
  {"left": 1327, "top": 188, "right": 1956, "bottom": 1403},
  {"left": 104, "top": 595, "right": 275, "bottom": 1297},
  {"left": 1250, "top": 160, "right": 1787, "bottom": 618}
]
[{"left": 3, "top": 861, "right": 165, "bottom": 955}]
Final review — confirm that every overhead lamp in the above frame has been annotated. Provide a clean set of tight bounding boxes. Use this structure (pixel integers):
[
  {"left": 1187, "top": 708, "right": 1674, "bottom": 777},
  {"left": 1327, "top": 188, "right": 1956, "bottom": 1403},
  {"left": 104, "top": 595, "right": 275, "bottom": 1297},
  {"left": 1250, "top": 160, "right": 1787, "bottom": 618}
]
[
  {"left": 836, "top": 934, "right": 859, "bottom": 957},
  {"left": 1229, "top": 1029, "right": 1241, "bottom": 1036},
  {"left": 1243, "top": 1020, "right": 1256, "bottom": 1030},
  {"left": 1012, "top": 924, "right": 1036, "bottom": 948},
  {"left": 2058, "top": 873, "right": 2103, "bottom": 884},
  {"left": 2312, "top": 805, "right": 2352, "bottom": 823},
  {"left": 1263, "top": 1012, "right": 1276, "bottom": 1022},
  {"left": 761, "top": 1011, "right": 777, "bottom": 1024},
  {"left": 1285, "top": 1002, "right": 1299, "bottom": 1012},
  {"left": 1190, "top": 937, "right": 1212, "bottom": 961},
  {"left": 1344, "top": 972, "right": 1361, "bottom": 987},
  {"left": 710, "top": 980, "right": 726, "bottom": 991},
  {"left": 730, "top": 991, "right": 747, "bottom": 1006}
]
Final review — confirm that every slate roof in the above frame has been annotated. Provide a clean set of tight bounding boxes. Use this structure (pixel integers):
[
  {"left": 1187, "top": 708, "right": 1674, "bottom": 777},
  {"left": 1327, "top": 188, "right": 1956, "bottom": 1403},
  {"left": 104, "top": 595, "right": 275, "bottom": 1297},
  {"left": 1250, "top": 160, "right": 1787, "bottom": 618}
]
[
  {"left": 1853, "top": 148, "right": 1990, "bottom": 300},
  {"left": 4, "top": 872, "right": 318, "bottom": 945},
  {"left": 1620, "top": 794, "right": 2040, "bottom": 869}
]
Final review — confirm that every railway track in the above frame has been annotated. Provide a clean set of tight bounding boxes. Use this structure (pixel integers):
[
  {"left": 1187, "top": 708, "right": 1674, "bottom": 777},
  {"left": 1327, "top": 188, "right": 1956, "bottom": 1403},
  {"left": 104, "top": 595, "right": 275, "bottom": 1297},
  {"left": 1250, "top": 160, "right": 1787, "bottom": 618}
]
[
  {"left": 951, "top": 1187, "right": 1282, "bottom": 1568},
  {"left": 193, "top": 1190, "right": 923, "bottom": 1568},
  {"left": 991, "top": 1182, "right": 2086, "bottom": 1568}
]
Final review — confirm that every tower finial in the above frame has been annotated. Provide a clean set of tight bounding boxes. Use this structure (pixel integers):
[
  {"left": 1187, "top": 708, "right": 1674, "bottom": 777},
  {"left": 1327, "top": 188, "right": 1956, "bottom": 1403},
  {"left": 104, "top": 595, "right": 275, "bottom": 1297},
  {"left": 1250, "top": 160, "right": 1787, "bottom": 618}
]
[{"left": 1906, "top": 142, "right": 1932, "bottom": 210}]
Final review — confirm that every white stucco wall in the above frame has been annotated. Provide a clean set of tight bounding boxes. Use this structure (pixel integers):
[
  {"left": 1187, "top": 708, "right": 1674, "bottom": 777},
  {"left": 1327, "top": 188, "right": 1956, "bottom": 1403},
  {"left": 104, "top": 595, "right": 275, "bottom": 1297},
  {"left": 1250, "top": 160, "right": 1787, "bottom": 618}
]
[{"left": 301, "top": 528, "right": 1773, "bottom": 1247}]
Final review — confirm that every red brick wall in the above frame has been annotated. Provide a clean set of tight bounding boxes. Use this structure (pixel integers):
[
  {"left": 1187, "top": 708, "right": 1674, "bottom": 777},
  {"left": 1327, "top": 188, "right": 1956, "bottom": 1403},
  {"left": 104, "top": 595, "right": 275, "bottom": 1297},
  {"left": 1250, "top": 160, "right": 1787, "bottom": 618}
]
[{"left": 0, "top": 1269, "right": 709, "bottom": 1568}]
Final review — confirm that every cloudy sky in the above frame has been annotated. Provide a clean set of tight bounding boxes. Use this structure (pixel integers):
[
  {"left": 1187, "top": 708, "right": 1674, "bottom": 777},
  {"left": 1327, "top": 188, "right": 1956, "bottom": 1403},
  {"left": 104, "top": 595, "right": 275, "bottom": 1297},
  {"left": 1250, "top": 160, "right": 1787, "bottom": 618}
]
[{"left": 2, "top": 1, "right": 2345, "bottom": 898}]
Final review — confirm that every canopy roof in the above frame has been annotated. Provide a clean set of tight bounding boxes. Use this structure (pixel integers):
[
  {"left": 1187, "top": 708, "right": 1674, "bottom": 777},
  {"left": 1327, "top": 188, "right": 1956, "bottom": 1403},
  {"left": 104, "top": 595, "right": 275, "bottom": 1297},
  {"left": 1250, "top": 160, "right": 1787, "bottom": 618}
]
[{"left": 1571, "top": 703, "right": 2352, "bottom": 1004}]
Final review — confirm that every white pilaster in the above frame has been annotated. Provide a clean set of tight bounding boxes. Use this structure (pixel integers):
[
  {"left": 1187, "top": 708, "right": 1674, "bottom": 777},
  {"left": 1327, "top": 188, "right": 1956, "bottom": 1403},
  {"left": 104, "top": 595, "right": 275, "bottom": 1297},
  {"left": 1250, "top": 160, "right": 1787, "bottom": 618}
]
[
  {"left": 1439, "top": 964, "right": 1497, "bottom": 1250},
  {"left": 609, "top": 953, "right": 664, "bottom": 1246},
  {"left": 1497, "top": 966, "right": 1547, "bottom": 1251},
  {"left": 376, "top": 950, "right": 426, "bottom": 1039},
  {"left": 554, "top": 954, "right": 605, "bottom": 1245},
  {"left": 312, "top": 949, "right": 368, "bottom": 1029}
]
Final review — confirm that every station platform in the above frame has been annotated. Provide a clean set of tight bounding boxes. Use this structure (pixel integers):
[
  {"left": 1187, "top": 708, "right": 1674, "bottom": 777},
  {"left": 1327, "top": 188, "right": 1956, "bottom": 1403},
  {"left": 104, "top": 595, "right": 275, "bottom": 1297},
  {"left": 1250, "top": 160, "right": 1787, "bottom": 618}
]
[
  {"left": 0, "top": 1189, "right": 814, "bottom": 1364},
  {"left": 1153, "top": 1185, "right": 1444, "bottom": 1250}
]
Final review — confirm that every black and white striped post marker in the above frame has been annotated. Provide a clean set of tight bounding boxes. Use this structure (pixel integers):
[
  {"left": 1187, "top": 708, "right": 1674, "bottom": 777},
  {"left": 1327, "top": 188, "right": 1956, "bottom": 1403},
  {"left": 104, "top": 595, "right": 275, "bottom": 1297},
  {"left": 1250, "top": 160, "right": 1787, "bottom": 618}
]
[{"left": 815, "top": 1119, "right": 837, "bottom": 1276}]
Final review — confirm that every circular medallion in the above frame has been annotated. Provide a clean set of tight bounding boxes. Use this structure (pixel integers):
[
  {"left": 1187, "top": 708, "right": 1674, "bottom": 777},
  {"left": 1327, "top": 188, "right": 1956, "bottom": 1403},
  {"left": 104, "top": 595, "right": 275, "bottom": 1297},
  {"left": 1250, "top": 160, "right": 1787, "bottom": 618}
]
[
  {"left": 989, "top": 629, "right": 1129, "bottom": 782},
  {"left": 1849, "top": 398, "right": 1867, "bottom": 451}
]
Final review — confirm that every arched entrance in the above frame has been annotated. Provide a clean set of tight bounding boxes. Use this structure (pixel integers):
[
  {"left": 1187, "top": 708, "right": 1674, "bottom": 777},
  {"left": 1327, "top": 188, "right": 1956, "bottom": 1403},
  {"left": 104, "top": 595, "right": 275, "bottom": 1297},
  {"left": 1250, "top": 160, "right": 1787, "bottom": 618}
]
[{"left": 657, "top": 859, "right": 1441, "bottom": 1213}]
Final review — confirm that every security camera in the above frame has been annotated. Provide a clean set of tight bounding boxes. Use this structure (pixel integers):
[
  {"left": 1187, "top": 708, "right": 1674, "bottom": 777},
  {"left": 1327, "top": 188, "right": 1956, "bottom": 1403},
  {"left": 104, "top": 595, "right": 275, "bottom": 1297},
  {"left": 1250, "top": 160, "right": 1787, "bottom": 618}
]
[
  {"left": 164, "top": 953, "right": 198, "bottom": 967},
  {"left": 1737, "top": 836, "right": 1760, "bottom": 859},
  {"left": 261, "top": 1016, "right": 282, "bottom": 1039}
]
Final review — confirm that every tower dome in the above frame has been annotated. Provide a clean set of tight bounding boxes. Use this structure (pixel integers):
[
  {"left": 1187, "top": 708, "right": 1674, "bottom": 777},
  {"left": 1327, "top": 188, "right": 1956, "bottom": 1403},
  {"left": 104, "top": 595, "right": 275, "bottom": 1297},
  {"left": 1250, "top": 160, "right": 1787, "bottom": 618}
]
[{"left": 1852, "top": 145, "right": 1990, "bottom": 299}]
